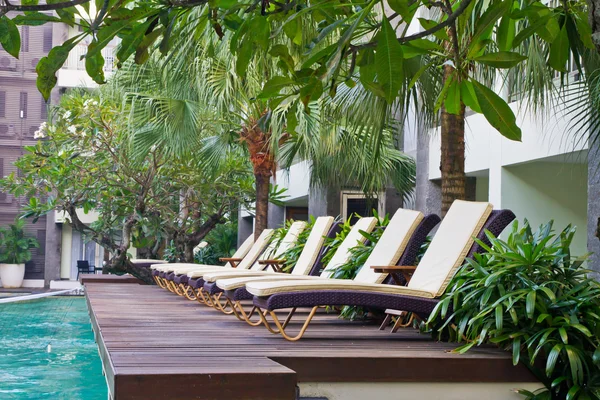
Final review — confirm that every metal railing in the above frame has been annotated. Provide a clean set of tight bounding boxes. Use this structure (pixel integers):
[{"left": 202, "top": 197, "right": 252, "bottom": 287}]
[{"left": 63, "top": 43, "right": 116, "bottom": 72}]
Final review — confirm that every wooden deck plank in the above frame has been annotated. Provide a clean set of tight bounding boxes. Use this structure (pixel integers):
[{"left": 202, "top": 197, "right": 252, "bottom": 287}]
[{"left": 85, "top": 280, "right": 538, "bottom": 400}]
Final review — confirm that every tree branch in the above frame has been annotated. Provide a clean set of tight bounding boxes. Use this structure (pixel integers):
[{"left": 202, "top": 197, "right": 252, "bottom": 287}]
[
  {"left": 1, "top": 0, "right": 90, "bottom": 12},
  {"left": 352, "top": 0, "right": 474, "bottom": 51}
]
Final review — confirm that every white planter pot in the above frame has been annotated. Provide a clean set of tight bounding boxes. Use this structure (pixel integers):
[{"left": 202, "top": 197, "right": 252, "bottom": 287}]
[{"left": 0, "top": 263, "right": 25, "bottom": 288}]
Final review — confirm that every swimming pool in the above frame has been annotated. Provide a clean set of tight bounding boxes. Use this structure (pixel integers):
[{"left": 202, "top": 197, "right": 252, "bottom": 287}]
[{"left": 0, "top": 296, "right": 108, "bottom": 399}]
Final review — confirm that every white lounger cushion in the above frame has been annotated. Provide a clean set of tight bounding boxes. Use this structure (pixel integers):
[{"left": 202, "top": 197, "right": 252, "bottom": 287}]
[
  {"left": 407, "top": 200, "right": 492, "bottom": 297},
  {"left": 290, "top": 216, "right": 335, "bottom": 276},
  {"left": 246, "top": 200, "right": 493, "bottom": 299},
  {"left": 321, "top": 217, "right": 377, "bottom": 277},
  {"left": 231, "top": 234, "right": 255, "bottom": 259},
  {"left": 203, "top": 217, "right": 334, "bottom": 282},
  {"left": 354, "top": 209, "right": 423, "bottom": 284},
  {"left": 216, "top": 210, "right": 423, "bottom": 290}
]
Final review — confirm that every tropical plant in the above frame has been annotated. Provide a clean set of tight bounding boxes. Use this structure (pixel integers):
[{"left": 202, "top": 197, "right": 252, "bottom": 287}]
[
  {"left": 427, "top": 221, "right": 600, "bottom": 399},
  {"left": 318, "top": 216, "right": 354, "bottom": 272},
  {"left": 0, "top": 219, "right": 39, "bottom": 265}
]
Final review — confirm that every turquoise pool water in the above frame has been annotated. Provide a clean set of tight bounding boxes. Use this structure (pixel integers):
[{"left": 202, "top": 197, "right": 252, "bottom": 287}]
[{"left": 0, "top": 297, "right": 108, "bottom": 399}]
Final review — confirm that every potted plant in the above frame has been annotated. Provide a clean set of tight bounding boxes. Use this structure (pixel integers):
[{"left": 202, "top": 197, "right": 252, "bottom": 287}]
[{"left": 0, "top": 219, "right": 39, "bottom": 288}]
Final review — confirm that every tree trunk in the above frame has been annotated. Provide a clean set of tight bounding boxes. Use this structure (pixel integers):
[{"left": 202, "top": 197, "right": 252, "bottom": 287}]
[
  {"left": 440, "top": 64, "right": 466, "bottom": 216},
  {"left": 254, "top": 172, "right": 270, "bottom": 240},
  {"left": 104, "top": 256, "right": 154, "bottom": 284},
  {"left": 588, "top": 0, "right": 600, "bottom": 53}
]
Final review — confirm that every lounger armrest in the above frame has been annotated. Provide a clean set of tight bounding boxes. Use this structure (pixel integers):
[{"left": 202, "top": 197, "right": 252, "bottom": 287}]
[
  {"left": 219, "top": 257, "right": 243, "bottom": 268},
  {"left": 370, "top": 265, "right": 416, "bottom": 284},
  {"left": 258, "top": 259, "right": 285, "bottom": 272},
  {"left": 370, "top": 265, "right": 416, "bottom": 272}
]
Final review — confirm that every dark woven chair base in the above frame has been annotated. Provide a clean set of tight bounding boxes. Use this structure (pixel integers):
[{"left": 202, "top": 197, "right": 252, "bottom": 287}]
[
  {"left": 165, "top": 272, "right": 175, "bottom": 282},
  {"left": 203, "top": 281, "right": 224, "bottom": 295},
  {"left": 152, "top": 269, "right": 160, "bottom": 277},
  {"left": 253, "top": 290, "right": 439, "bottom": 315},
  {"left": 225, "top": 287, "right": 253, "bottom": 302},
  {"left": 173, "top": 274, "right": 189, "bottom": 285},
  {"left": 188, "top": 277, "right": 205, "bottom": 289}
]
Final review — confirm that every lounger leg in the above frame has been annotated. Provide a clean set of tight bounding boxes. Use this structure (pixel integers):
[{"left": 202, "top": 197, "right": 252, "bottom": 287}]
[
  {"left": 212, "top": 293, "right": 235, "bottom": 315},
  {"left": 174, "top": 283, "right": 186, "bottom": 296},
  {"left": 267, "top": 307, "right": 319, "bottom": 341},
  {"left": 379, "top": 314, "right": 393, "bottom": 330},
  {"left": 228, "top": 299, "right": 245, "bottom": 321},
  {"left": 183, "top": 285, "right": 197, "bottom": 301},
  {"left": 195, "top": 288, "right": 208, "bottom": 305},
  {"left": 156, "top": 276, "right": 166, "bottom": 289},
  {"left": 256, "top": 307, "right": 284, "bottom": 334},
  {"left": 238, "top": 304, "right": 266, "bottom": 327},
  {"left": 391, "top": 313, "right": 416, "bottom": 332}
]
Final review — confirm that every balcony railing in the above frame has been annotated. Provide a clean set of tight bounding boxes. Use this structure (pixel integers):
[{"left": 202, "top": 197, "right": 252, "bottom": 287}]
[{"left": 63, "top": 43, "right": 116, "bottom": 73}]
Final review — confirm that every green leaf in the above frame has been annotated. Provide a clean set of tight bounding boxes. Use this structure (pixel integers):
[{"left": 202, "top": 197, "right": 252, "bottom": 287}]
[
  {"left": 36, "top": 37, "right": 81, "bottom": 101},
  {"left": 258, "top": 76, "right": 295, "bottom": 99},
  {"left": 473, "top": 0, "right": 511, "bottom": 40},
  {"left": 546, "top": 343, "right": 562, "bottom": 376},
  {"left": 548, "top": 23, "right": 569, "bottom": 72},
  {"left": 235, "top": 38, "right": 253, "bottom": 77},
  {"left": 444, "top": 78, "right": 461, "bottom": 115},
  {"left": 472, "top": 80, "right": 522, "bottom": 141},
  {"left": 13, "top": 12, "right": 62, "bottom": 26},
  {"left": 418, "top": 18, "right": 448, "bottom": 41},
  {"left": 375, "top": 18, "right": 404, "bottom": 104},
  {"left": 593, "top": 347, "right": 600, "bottom": 366},
  {"left": 134, "top": 27, "right": 164, "bottom": 64},
  {"left": 0, "top": 16, "right": 20, "bottom": 58},
  {"left": 559, "top": 327, "right": 568, "bottom": 344},
  {"left": 85, "top": 41, "right": 106, "bottom": 84},
  {"left": 460, "top": 81, "right": 481, "bottom": 113},
  {"left": 526, "top": 290, "right": 536, "bottom": 319},
  {"left": 388, "top": 0, "right": 415, "bottom": 23},
  {"left": 495, "top": 304, "right": 503, "bottom": 330},
  {"left": 48, "top": 0, "right": 76, "bottom": 26},
  {"left": 496, "top": 9, "right": 516, "bottom": 51},
  {"left": 474, "top": 51, "right": 527, "bottom": 69},
  {"left": 299, "top": 77, "right": 323, "bottom": 107}
]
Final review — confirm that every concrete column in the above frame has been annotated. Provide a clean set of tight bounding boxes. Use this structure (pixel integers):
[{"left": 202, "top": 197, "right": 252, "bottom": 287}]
[
  {"left": 587, "top": 141, "right": 600, "bottom": 278},
  {"left": 383, "top": 187, "right": 403, "bottom": 214},
  {"left": 43, "top": 211, "right": 62, "bottom": 287},
  {"left": 308, "top": 185, "right": 341, "bottom": 218},
  {"left": 414, "top": 134, "right": 442, "bottom": 216},
  {"left": 237, "top": 215, "right": 253, "bottom": 248},
  {"left": 267, "top": 203, "right": 285, "bottom": 228}
]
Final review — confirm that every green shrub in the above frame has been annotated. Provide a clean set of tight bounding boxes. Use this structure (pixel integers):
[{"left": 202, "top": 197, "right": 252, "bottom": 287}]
[
  {"left": 428, "top": 221, "right": 600, "bottom": 400},
  {"left": 195, "top": 223, "right": 238, "bottom": 265},
  {"left": 0, "top": 219, "right": 39, "bottom": 264}
]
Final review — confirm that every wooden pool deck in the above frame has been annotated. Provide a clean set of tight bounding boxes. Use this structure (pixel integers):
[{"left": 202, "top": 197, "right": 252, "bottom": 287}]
[{"left": 84, "top": 276, "right": 538, "bottom": 400}]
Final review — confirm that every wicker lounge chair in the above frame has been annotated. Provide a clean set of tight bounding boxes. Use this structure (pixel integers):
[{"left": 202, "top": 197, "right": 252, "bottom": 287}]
[
  {"left": 245, "top": 201, "right": 516, "bottom": 341},
  {"left": 191, "top": 216, "right": 377, "bottom": 309}
]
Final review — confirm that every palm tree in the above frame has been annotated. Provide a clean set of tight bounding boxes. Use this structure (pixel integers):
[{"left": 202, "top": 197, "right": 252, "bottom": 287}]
[{"left": 111, "top": 16, "right": 416, "bottom": 238}]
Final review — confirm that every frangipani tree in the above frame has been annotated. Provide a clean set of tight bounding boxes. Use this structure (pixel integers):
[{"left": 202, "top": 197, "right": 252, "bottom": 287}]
[{"left": 0, "top": 91, "right": 254, "bottom": 283}]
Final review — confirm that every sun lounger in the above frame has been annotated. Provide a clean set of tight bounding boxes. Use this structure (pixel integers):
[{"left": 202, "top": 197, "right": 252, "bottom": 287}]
[{"left": 245, "top": 201, "right": 516, "bottom": 341}]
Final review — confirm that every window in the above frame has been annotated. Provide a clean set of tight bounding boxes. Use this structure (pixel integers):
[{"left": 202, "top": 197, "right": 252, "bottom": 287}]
[
  {"left": 0, "top": 91, "right": 5, "bottom": 118},
  {"left": 21, "top": 26, "right": 29, "bottom": 52},
  {"left": 19, "top": 92, "right": 28, "bottom": 119},
  {"left": 340, "top": 191, "right": 384, "bottom": 224},
  {"left": 43, "top": 25, "right": 53, "bottom": 53}
]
